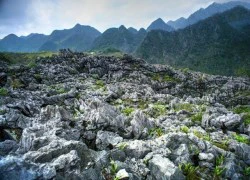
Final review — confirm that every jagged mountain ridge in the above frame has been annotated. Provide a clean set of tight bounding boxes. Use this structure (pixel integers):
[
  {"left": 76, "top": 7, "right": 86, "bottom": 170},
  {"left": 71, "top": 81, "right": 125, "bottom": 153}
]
[
  {"left": 91, "top": 25, "right": 147, "bottom": 53},
  {"left": 167, "top": 1, "right": 250, "bottom": 29},
  {"left": 136, "top": 7, "right": 250, "bottom": 76},
  {"left": 147, "top": 18, "right": 174, "bottom": 32},
  {"left": 0, "top": 50, "right": 249, "bottom": 179},
  {"left": 0, "top": 24, "right": 101, "bottom": 52}
]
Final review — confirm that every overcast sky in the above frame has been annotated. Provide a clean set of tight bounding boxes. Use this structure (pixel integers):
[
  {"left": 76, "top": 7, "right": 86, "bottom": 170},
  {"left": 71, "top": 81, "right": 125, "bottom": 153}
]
[{"left": 0, "top": 0, "right": 249, "bottom": 38}]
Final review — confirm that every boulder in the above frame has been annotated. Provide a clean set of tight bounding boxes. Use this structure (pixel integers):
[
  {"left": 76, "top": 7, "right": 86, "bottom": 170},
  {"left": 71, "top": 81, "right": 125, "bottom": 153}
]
[{"left": 148, "top": 155, "right": 185, "bottom": 180}]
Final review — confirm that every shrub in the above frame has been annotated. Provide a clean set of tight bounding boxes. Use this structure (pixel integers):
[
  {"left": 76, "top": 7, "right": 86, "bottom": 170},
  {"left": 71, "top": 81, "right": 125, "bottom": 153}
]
[
  {"left": 234, "top": 134, "right": 250, "bottom": 144},
  {"left": 11, "top": 79, "right": 24, "bottom": 89},
  {"left": 179, "top": 163, "right": 200, "bottom": 180},
  {"left": 0, "top": 88, "right": 8, "bottom": 96},
  {"left": 175, "top": 103, "right": 195, "bottom": 112},
  {"left": 191, "top": 112, "right": 203, "bottom": 122},
  {"left": 180, "top": 126, "right": 189, "bottom": 134},
  {"left": 95, "top": 80, "right": 105, "bottom": 88},
  {"left": 149, "top": 128, "right": 164, "bottom": 137},
  {"left": 244, "top": 167, "right": 250, "bottom": 176},
  {"left": 121, "top": 107, "right": 134, "bottom": 116},
  {"left": 151, "top": 103, "right": 166, "bottom": 117},
  {"left": 214, "top": 155, "right": 225, "bottom": 178},
  {"left": 110, "top": 160, "right": 118, "bottom": 175}
]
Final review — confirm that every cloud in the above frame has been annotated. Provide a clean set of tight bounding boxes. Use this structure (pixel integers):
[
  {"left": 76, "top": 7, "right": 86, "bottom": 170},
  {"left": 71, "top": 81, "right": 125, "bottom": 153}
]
[{"left": 0, "top": 0, "right": 249, "bottom": 38}]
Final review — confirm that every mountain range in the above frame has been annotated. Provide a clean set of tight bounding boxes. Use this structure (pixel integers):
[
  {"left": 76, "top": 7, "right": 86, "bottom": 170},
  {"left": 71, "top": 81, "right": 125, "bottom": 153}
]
[
  {"left": 0, "top": 1, "right": 250, "bottom": 76},
  {"left": 136, "top": 7, "right": 250, "bottom": 76},
  {"left": 167, "top": 1, "right": 250, "bottom": 29}
]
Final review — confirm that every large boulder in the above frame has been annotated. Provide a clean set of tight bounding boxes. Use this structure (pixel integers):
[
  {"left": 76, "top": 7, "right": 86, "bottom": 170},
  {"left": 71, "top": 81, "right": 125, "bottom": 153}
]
[
  {"left": 96, "top": 130, "right": 123, "bottom": 150},
  {"left": 131, "top": 110, "right": 154, "bottom": 139},
  {"left": 148, "top": 154, "right": 185, "bottom": 180}
]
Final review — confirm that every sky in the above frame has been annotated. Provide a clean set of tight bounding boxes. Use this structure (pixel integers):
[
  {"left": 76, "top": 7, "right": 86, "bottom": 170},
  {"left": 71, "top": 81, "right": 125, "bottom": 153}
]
[{"left": 0, "top": 0, "right": 249, "bottom": 38}]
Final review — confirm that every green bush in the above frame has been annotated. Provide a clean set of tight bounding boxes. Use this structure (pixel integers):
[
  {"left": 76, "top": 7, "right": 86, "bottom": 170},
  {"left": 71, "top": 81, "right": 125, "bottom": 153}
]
[
  {"left": 180, "top": 126, "right": 189, "bottom": 134},
  {"left": 234, "top": 134, "right": 250, "bottom": 144},
  {"left": 0, "top": 88, "right": 8, "bottom": 96},
  {"left": 191, "top": 112, "right": 203, "bottom": 122},
  {"left": 149, "top": 128, "right": 164, "bottom": 137},
  {"left": 11, "top": 79, "right": 24, "bottom": 89},
  {"left": 95, "top": 80, "right": 105, "bottom": 89},
  {"left": 175, "top": 103, "right": 195, "bottom": 112},
  {"left": 179, "top": 163, "right": 200, "bottom": 180},
  {"left": 121, "top": 107, "right": 134, "bottom": 116}
]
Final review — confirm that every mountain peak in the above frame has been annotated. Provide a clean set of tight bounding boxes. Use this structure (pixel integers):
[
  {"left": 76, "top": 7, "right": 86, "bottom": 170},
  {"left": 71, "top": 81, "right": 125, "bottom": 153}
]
[
  {"left": 119, "top": 25, "right": 127, "bottom": 31},
  {"left": 147, "top": 18, "right": 174, "bottom": 32}
]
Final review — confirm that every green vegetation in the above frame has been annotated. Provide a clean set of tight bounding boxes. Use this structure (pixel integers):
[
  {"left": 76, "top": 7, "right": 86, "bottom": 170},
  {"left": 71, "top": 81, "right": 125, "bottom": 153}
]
[
  {"left": 175, "top": 103, "right": 195, "bottom": 112},
  {"left": 193, "top": 130, "right": 211, "bottom": 141},
  {"left": 180, "top": 126, "right": 189, "bottom": 134},
  {"left": 117, "top": 142, "right": 128, "bottom": 150},
  {"left": 212, "top": 140, "right": 229, "bottom": 151},
  {"left": 149, "top": 128, "right": 164, "bottom": 137},
  {"left": 0, "top": 52, "right": 56, "bottom": 66},
  {"left": 191, "top": 112, "right": 203, "bottom": 122},
  {"left": 233, "top": 133, "right": 250, "bottom": 144},
  {"left": 27, "top": 60, "right": 37, "bottom": 68},
  {"left": 244, "top": 167, "right": 250, "bottom": 176},
  {"left": 233, "top": 105, "right": 250, "bottom": 114},
  {"left": 110, "top": 160, "right": 118, "bottom": 175},
  {"left": 214, "top": 155, "right": 225, "bottom": 178},
  {"left": 151, "top": 103, "right": 167, "bottom": 118},
  {"left": 11, "top": 79, "right": 24, "bottom": 89},
  {"left": 179, "top": 163, "right": 200, "bottom": 180},
  {"left": 233, "top": 106, "right": 250, "bottom": 125},
  {"left": 56, "top": 88, "right": 67, "bottom": 94},
  {"left": 0, "top": 88, "right": 8, "bottom": 96},
  {"left": 95, "top": 80, "right": 105, "bottom": 89},
  {"left": 121, "top": 107, "right": 134, "bottom": 116},
  {"left": 136, "top": 7, "right": 250, "bottom": 77}
]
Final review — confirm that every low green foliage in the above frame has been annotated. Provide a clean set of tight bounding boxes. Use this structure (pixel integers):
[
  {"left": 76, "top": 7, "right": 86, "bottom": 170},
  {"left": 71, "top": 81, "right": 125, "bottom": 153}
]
[
  {"left": 233, "top": 105, "right": 250, "bottom": 114},
  {"left": 212, "top": 141, "right": 229, "bottom": 151},
  {"left": 214, "top": 155, "right": 225, "bottom": 178},
  {"left": 175, "top": 103, "right": 195, "bottom": 112},
  {"left": 27, "top": 60, "right": 36, "bottom": 68},
  {"left": 179, "top": 163, "right": 200, "bottom": 180},
  {"left": 11, "top": 79, "right": 24, "bottom": 89},
  {"left": 193, "top": 130, "right": 210, "bottom": 141},
  {"left": 233, "top": 134, "right": 250, "bottom": 144},
  {"left": 56, "top": 88, "right": 67, "bottom": 94},
  {"left": 95, "top": 80, "right": 105, "bottom": 89},
  {"left": 180, "top": 126, "right": 189, "bottom": 134},
  {"left": 149, "top": 128, "right": 164, "bottom": 137},
  {"left": 191, "top": 112, "right": 203, "bottom": 122},
  {"left": 121, "top": 107, "right": 134, "bottom": 116},
  {"left": 110, "top": 160, "right": 118, "bottom": 175},
  {"left": 244, "top": 167, "right": 250, "bottom": 176},
  {"left": 117, "top": 142, "right": 128, "bottom": 150},
  {"left": 233, "top": 106, "right": 250, "bottom": 126},
  {"left": 151, "top": 103, "right": 166, "bottom": 118},
  {"left": 0, "top": 52, "right": 56, "bottom": 66},
  {"left": 0, "top": 88, "right": 8, "bottom": 96}
]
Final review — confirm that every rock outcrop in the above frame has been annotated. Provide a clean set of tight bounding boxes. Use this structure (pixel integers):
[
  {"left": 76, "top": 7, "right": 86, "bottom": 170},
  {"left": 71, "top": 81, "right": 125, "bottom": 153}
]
[{"left": 0, "top": 49, "right": 250, "bottom": 179}]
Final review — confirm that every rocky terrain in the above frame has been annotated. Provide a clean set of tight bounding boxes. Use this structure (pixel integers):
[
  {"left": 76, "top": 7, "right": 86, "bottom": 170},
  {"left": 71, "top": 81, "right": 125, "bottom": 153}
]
[{"left": 0, "top": 49, "right": 250, "bottom": 180}]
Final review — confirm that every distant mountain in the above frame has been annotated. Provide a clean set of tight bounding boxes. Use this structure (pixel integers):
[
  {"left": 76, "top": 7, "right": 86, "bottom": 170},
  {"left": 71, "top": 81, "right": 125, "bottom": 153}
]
[
  {"left": 136, "top": 7, "right": 250, "bottom": 76},
  {"left": 0, "top": 24, "right": 101, "bottom": 52},
  {"left": 39, "top": 24, "right": 101, "bottom": 51},
  {"left": 167, "top": 1, "right": 250, "bottom": 29},
  {"left": 91, "top": 25, "right": 147, "bottom": 53},
  {"left": 147, "top": 18, "right": 174, "bottom": 32}
]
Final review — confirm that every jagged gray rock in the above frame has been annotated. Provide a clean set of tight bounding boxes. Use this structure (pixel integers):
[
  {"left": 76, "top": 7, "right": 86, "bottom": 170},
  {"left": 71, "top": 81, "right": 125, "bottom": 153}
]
[{"left": 0, "top": 51, "right": 249, "bottom": 179}]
